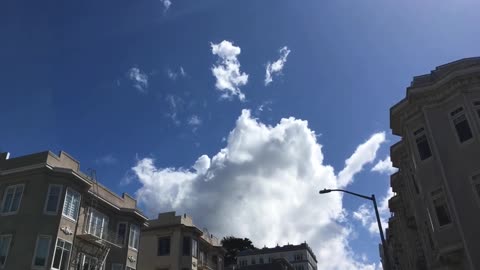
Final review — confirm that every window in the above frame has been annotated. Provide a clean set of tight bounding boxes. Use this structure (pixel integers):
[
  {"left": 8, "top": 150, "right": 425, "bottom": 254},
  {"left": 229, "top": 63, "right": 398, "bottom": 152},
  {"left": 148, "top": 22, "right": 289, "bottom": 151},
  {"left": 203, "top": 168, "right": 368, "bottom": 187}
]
[
  {"left": 0, "top": 235, "right": 12, "bottom": 268},
  {"left": 191, "top": 238, "right": 198, "bottom": 258},
  {"left": 182, "top": 236, "right": 191, "bottom": 256},
  {"left": 112, "top": 264, "right": 123, "bottom": 270},
  {"left": 239, "top": 259, "right": 247, "bottom": 266},
  {"left": 128, "top": 224, "right": 140, "bottom": 250},
  {"left": 78, "top": 253, "right": 99, "bottom": 270},
  {"left": 294, "top": 253, "right": 303, "bottom": 261},
  {"left": 51, "top": 238, "right": 72, "bottom": 270},
  {"left": 86, "top": 209, "right": 108, "bottom": 239},
  {"left": 44, "top": 185, "right": 62, "bottom": 214},
  {"left": 1, "top": 184, "right": 24, "bottom": 215},
  {"left": 62, "top": 188, "right": 81, "bottom": 221},
  {"left": 32, "top": 235, "right": 51, "bottom": 268},
  {"left": 450, "top": 107, "right": 473, "bottom": 143},
  {"left": 474, "top": 101, "right": 480, "bottom": 118},
  {"left": 413, "top": 128, "right": 432, "bottom": 160},
  {"left": 472, "top": 174, "right": 480, "bottom": 202},
  {"left": 116, "top": 222, "right": 127, "bottom": 246},
  {"left": 251, "top": 258, "right": 256, "bottom": 265},
  {"left": 431, "top": 188, "right": 452, "bottom": 227},
  {"left": 259, "top": 257, "right": 264, "bottom": 264},
  {"left": 157, "top": 237, "right": 170, "bottom": 256}
]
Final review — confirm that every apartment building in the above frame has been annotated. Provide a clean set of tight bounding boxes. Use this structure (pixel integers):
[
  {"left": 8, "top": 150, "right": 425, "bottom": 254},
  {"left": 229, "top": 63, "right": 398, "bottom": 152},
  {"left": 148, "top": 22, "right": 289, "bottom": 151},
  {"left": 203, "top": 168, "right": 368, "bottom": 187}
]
[
  {"left": 237, "top": 243, "right": 317, "bottom": 270},
  {"left": 0, "top": 151, "right": 147, "bottom": 270},
  {"left": 383, "top": 57, "right": 480, "bottom": 270},
  {"left": 137, "top": 211, "right": 225, "bottom": 270}
]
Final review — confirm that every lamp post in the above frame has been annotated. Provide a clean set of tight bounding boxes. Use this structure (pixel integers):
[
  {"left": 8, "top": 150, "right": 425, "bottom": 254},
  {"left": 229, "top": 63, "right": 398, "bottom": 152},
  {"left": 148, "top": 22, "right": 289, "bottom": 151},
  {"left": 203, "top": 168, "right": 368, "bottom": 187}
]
[{"left": 319, "top": 188, "right": 391, "bottom": 270}]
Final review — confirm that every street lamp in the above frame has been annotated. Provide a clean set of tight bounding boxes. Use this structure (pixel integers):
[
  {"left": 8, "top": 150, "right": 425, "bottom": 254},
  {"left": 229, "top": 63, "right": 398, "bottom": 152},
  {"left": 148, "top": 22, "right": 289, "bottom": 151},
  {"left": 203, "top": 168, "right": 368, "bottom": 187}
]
[{"left": 319, "top": 188, "right": 391, "bottom": 270}]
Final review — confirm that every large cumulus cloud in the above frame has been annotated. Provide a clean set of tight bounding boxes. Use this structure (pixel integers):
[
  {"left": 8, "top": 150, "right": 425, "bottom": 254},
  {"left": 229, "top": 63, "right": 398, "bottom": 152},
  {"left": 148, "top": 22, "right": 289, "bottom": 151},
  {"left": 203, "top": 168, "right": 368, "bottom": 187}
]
[{"left": 132, "top": 109, "right": 385, "bottom": 270}]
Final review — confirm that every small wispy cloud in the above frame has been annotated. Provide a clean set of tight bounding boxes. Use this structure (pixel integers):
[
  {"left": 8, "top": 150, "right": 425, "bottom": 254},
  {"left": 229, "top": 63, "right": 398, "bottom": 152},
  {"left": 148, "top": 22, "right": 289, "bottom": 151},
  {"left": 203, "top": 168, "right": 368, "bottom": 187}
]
[
  {"left": 211, "top": 40, "right": 249, "bottom": 101},
  {"left": 167, "top": 66, "right": 187, "bottom": 80},
  {"left": 127, "top": 67, "right": 149, "bottom": 93},
  {"left": 265, "top": 46, "right": 291, "bottom": 86},
  {"left": 95, "top": 154, "right": 117, "bottom": 166},
  {"left": 188, "top": 115, "right": 202, "bottom": 126},
  {"left": 161, "top": 0, "right": 171, "bottom": 10},
  {"left": 371, "top": 156, "right": 398, "bottom": 174},
  {"left": 165, "top": 95, "right": 182, "bottom": 125}
]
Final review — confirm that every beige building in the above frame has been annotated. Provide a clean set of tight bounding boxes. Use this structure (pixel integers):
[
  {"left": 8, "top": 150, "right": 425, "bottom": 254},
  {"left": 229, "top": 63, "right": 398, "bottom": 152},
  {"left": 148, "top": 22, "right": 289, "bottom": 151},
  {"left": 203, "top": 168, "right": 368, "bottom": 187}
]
[
  {"left": 237, "top": 243, "right": 317, "bottom": 270},
  {"left": 0, "top": 151, "right": 147, "bottom": 270},
  {"left": 384, "top": 57, "right": 480, "bottom": 270},
  {"left": 137, "top": 211, "right": 225, "bottom": 270}
]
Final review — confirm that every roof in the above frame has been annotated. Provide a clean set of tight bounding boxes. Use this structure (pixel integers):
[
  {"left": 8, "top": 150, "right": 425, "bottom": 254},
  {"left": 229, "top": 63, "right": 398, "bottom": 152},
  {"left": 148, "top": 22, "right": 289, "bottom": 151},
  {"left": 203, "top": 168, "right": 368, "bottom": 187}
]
[
  {"left": 390, "top": 57, "right": 480, "bottom": 135},
  {"left": 238, "top": 243, "right": 317, "bottom": 263},
  {"left": 0, "top": 150, "right": 147, "bottom": 221}
]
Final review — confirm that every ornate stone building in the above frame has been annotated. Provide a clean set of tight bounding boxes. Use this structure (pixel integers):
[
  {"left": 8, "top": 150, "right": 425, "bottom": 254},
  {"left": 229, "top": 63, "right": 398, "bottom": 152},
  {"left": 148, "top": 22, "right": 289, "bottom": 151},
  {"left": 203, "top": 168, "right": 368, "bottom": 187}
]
[{"left": 383, "top": 57, "right": 480, "bottom": 269}]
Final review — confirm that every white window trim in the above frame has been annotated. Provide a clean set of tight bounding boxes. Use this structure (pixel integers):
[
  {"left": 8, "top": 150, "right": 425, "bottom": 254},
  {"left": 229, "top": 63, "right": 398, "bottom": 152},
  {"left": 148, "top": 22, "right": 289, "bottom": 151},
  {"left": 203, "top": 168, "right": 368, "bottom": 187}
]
[
  {"left": 86, "top": 208, "right": 109, "bottom": 239},
  {"left": 128, "top": 224, "right": 140, "bottom": 251},
  {"left": 0, "top": 234, "right": 13, "bottom": 269},
  {"left": 31, "top": 235, "right": 52, "bottom": 269},
  {"left": 1, "top": 184, "right": 25, "bottom": 216},
  {"left": 448, "top": 106, "right": 474, "bottom": 145},
  {"left": 51, "top": 237, "right": 72, "bottom": 270},
  {"left": 43, "top": 184, "right": 63, "bottom": 215},
  {"left": 116, "top": 222, "right": 128, "bottom": 246},
  {"left": 61, "top": 188, "right": 81, "bottom": 222}
]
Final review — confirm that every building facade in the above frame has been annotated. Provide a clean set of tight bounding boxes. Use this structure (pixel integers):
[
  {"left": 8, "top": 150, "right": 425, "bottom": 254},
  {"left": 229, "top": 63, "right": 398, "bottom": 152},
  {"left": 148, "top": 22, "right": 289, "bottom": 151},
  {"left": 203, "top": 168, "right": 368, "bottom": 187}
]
[
  {"left": 383, "top": 57, "right": 480, "bottom": 270},
  {"left": 137, "top": 211, "right": 225, "bottom": 270},
  {"left": 237, "top": 243, "right": 317, "bottom": 270},
  {"left": 0, "top": 151, "right": 147, "bottom": 270}
]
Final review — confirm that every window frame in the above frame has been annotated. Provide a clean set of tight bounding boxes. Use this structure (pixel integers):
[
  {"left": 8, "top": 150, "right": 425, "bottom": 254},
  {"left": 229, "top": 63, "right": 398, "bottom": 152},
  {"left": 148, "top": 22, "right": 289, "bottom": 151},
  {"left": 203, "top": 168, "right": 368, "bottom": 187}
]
[
  {"left": 471, "top": 173, "right": 480, "bottom": 208},
  {"left": 111, "top": 263, "right": 124, "bottom": 270},
  {"left": 473, "top": 100, "right": 480, "bottom": 119},
  {"left": 86, "top": 208, "right": 109, "bottom": 239},
  {"left": 448, "top": 106, "right": 474, "bottom": 144},
  {"left": 31, "top": 235, "right": 52, "bottom": 269},
  {"left": 191, "top": 238, "right": 198, "bottom": 258},
  {"left": 43, "top": 184, "right": 63, "bottom": 215},
  {"left": 1, "top": 184, "right": 25, "bottom": 216},
  {"left": 128, "top": 224, "right": 140, "bottom": 251},
  {"left": 157, "top": 236, "right": 171, "bottom": 256},
  {"left": 116, "top": 222, "right": 128, "bottom": 246},
  {"left": 412, "top": 127, "right": 432, "bottom": 162},
  {"left": 0, "top": 234, "right": 13, "bottom": 269},
  {"left": 51, "top": 237, "right": 72, "bottom": 270},
  {"left": 61, "top": 188, "right": 81, "bottom": 222},
  {"left": 430, "top": 188, "right": 453, "bottom": 229}
]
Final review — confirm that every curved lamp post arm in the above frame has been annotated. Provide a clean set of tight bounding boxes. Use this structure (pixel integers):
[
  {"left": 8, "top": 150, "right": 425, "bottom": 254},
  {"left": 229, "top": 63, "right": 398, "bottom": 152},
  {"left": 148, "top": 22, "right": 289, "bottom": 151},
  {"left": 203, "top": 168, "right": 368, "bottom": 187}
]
[
  {"left": 319, "top": 188, "right": 391, "bottom": 270},
  {"left": 319, "top": 188, "right": 373, "bottom": 201}
]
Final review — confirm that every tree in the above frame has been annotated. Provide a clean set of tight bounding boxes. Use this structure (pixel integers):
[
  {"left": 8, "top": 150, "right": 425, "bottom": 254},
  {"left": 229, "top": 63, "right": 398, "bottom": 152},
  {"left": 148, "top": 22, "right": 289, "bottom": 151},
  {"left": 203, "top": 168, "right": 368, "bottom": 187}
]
[{"left": 221, "top": 236, "right": 256, "bottom": 267}]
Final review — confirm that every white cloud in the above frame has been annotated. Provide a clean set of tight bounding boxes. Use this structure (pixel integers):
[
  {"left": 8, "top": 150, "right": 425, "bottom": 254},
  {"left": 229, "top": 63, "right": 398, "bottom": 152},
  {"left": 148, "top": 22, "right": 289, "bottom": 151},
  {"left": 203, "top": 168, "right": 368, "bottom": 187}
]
[
  {"left": 127, "top": 67, "right": 149, "bottom": 93},
  {"left": 95, "top": 154, "right": 117, "bottom": 166},
  {"left": 337, "top": 132, "right": 386, "bottom": 188},
  {"left": 353, "top": 188, "right": 393, "bottom": 235},
  {"left": 161, "top": 0, "right": 171, "bottom": 10},
  {"left": 211, "top": 40, "right": 249, "bottom": 101},
  {"left": 265, "top": 46, "right": 291, "bottom": 86},
  {"left": 188, "top": 115, "right": 202, "bottom": 126},
  {"left": 131, "top": 110, "right": 385, "bottom": 270},
  {"left": 165, "top": 95, "right": 182, "bottom": 125},
  {"left": 167, "top": 66, "right": 187, "bottom": 80},
  {"left": 371, "top": 156, "right": 398, "bottom": 174}
]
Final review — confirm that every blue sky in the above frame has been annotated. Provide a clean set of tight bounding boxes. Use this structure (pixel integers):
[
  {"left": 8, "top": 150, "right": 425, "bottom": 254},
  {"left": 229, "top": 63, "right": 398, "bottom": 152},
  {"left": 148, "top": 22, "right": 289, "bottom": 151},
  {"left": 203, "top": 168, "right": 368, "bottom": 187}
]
[{"left": 2, "top": 0, "right": 480, "bottom": 268}]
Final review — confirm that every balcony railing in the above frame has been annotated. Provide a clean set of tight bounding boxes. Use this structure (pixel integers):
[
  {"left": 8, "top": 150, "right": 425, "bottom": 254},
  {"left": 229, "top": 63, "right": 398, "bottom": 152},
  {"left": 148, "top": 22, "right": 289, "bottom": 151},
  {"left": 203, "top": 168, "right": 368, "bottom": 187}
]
[{"left": 78, "top": 223, "right": 124, "bottom": 248}]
